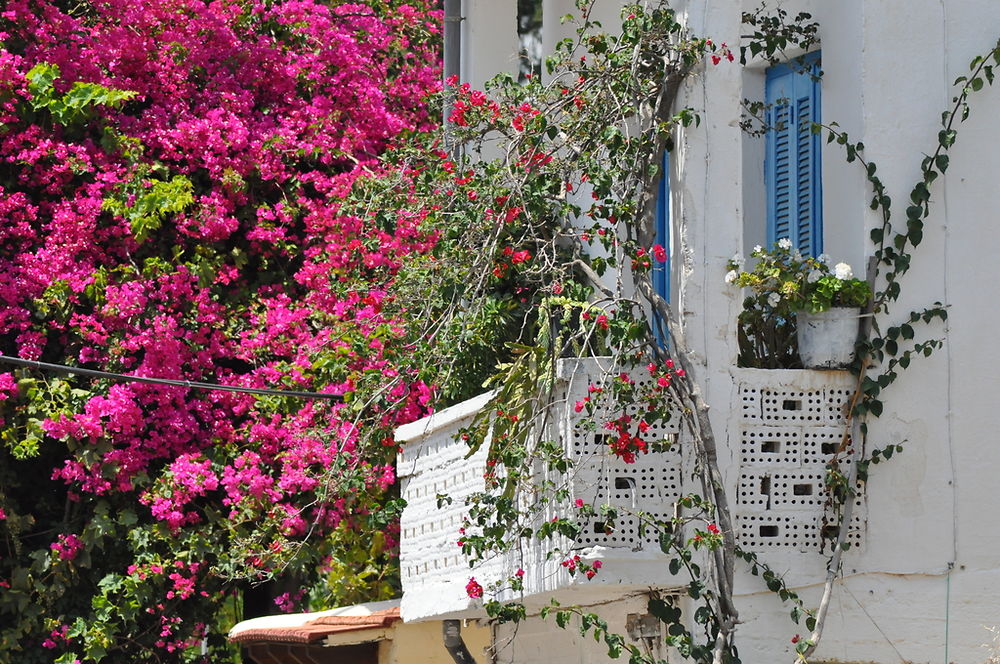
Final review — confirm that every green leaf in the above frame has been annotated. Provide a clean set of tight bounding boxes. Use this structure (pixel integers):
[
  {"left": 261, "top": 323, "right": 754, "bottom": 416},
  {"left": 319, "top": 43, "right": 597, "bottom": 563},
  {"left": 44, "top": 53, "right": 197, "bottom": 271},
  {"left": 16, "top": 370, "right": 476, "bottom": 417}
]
[
  {"left": 104, "top": 175, "right": 195, "bottom": 242},
  {"left": 26, "top": 63, "right": 59, "bottom": 103},
  {"left": 648, "top": 598, "right": 682, "bottom": 625}
]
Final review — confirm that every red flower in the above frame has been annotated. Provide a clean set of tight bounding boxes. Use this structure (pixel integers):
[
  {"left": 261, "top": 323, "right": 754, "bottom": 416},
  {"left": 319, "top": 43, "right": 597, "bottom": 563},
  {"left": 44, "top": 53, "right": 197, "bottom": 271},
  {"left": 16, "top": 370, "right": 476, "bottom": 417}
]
[
  {"left": 706, "top": 523, "right": 720, "bottom": 534},
  {"left": 465, "top": 577, "right": 484, "bottom": 599},
  {"left": 465, "top": 576, "right": 483, "bottom": 599},
  {"left": 504, "top": 207, "right": 522, "bottom": 224},
  {"left": 652, "top": 243, "right": 667, "bottom": 262},
  {"left": 791, "top": 634, "right": 800, "bottom": 644}
]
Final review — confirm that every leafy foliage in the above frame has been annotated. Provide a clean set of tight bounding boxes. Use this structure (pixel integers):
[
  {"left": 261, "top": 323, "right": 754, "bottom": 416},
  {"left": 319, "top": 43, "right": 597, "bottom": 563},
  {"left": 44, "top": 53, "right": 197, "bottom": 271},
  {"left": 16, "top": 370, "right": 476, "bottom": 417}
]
[{"left": 0, "top": 1, "right": 441, "bottom": 661}]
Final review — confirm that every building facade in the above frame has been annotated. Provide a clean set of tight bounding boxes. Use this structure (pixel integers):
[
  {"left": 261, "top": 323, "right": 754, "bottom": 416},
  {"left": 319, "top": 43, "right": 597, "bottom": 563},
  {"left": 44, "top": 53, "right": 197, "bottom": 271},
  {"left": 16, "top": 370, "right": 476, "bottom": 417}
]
[{"left": 398, "top": 1, "right": 1000, "bottom": 663}]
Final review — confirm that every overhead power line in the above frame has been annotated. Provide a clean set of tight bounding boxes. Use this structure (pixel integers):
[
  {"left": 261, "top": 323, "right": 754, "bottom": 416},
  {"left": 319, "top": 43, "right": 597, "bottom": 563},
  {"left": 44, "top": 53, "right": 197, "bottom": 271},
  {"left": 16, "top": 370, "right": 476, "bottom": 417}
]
[{"left": 0, "top": 354, "right": 343, "bottom": 401}]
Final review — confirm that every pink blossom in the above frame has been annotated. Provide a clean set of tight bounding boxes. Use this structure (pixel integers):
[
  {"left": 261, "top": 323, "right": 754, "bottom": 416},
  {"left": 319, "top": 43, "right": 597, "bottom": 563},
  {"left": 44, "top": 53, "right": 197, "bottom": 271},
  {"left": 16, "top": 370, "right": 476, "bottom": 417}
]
[
  {"left": 50, "top": 534, "right": 83, "bottom": 561},
  {"left": 465, "top": 577, "right": 484, "bottom": 598}
]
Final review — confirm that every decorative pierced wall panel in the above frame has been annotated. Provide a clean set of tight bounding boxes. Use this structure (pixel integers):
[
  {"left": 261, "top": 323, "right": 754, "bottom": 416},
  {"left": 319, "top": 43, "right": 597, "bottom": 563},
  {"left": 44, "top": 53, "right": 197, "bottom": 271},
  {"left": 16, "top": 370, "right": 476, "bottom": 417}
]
[
  {"left": 733, "top": 369, "right": 865, "bottom": 553},
  {"left": 556, "top": 358, "right": 684, "bottom": 551}
]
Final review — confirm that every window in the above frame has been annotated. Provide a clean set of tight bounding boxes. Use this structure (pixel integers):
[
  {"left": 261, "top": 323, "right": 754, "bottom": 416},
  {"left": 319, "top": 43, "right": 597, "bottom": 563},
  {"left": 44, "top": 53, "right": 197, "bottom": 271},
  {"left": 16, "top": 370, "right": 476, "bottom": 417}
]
[
  {"left": 653, "top": 150, "right": 670, "bottom": 304},
  {"left": 517, "top": 0, "right": 543, "bottom": 82},
  {"left": 765, "top": 51, "right": 822, "bottom": 255},
  {"left": 652, "top": 150, "right": 670, "bottom": 346}
]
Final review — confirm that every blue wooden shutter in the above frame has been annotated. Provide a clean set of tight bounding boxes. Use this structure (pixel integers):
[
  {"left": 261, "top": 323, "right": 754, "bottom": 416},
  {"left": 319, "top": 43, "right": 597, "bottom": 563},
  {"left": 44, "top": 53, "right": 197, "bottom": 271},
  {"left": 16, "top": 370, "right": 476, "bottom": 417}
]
[{"left": 765, "top": 51, "right": 822, "bottom": 255}]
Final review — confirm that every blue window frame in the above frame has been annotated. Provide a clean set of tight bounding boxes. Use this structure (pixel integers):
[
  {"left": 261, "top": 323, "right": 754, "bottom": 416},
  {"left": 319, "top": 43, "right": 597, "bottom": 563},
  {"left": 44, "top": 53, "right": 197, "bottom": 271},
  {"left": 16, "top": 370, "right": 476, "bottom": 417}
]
[
  {"left": 652, "top": 150, "right": 670, "bottom": 346},
  {"left": 765, "top": 51, "right": 822, "bottom": 255},
  {"left": 653, "top": 150, "right": 670, "bottom": 303}
]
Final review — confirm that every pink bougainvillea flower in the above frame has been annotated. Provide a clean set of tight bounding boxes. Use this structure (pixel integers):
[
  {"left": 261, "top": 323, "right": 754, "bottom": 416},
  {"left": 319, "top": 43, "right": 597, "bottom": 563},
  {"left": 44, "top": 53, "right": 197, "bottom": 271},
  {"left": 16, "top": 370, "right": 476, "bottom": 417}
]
[{"left": 465, "top": 577, "right": 484, "bottom": 599}]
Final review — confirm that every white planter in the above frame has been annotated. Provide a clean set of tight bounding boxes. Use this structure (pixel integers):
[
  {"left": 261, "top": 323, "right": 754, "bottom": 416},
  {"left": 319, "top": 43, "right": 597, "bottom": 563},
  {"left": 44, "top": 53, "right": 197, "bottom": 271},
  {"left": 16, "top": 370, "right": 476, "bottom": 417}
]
[{"left": 796, "top": 307, "right": 860, "bottom": 369}]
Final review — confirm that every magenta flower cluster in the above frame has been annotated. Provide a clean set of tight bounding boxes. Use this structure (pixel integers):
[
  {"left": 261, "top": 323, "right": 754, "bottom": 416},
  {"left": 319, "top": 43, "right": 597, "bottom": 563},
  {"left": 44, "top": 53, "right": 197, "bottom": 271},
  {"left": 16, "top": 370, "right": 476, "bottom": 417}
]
[{"left": 0, "top": 0, "right": 441, "bottom": 660}]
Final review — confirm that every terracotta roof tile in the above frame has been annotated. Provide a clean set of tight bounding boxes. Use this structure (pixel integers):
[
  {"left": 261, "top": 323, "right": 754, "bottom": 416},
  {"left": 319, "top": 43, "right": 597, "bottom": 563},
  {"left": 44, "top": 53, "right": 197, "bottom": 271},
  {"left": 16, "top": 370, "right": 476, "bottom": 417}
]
[{"left": 230, "top": 606, "right": 401, "bottom": 645}]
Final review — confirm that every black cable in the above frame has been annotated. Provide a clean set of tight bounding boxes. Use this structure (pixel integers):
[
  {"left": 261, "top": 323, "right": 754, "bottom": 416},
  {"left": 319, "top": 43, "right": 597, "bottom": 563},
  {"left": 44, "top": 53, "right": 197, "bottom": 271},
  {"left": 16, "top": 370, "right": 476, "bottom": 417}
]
[{"left": 0, "top": 354, "right": 342, "bottom": 401}]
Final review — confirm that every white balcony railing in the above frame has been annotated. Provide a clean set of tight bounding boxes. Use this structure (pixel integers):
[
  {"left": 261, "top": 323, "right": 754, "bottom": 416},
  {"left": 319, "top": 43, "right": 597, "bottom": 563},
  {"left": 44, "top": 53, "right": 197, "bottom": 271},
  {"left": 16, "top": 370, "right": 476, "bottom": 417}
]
[{"left": 396, "top": 358, "right": 687, "bottom": 621}]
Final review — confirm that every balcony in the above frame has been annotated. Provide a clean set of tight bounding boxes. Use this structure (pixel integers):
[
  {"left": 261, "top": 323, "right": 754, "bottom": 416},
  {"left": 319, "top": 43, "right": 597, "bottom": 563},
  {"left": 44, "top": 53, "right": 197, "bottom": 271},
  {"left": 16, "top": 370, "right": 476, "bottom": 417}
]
[
  {"left": 395, "top": 360, "right": 865, "bottom": 622},
  {"left": 396, "top": 358, "right": 686, "bottom": 622}
]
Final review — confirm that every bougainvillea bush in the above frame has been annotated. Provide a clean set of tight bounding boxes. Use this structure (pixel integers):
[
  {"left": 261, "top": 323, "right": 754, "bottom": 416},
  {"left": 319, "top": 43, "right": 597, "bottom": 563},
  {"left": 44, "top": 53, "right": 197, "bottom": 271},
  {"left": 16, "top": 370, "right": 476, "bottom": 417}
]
[{"left": 0, "top": 1, "right": 443, "bottom": 661}]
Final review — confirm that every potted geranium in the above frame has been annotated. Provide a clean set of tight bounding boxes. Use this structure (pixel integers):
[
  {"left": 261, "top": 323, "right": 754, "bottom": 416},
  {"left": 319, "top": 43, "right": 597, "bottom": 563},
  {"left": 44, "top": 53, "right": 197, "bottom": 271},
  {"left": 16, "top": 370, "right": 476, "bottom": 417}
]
[{"left": 726, "top": 240, "right": 871, "bottom": 369}]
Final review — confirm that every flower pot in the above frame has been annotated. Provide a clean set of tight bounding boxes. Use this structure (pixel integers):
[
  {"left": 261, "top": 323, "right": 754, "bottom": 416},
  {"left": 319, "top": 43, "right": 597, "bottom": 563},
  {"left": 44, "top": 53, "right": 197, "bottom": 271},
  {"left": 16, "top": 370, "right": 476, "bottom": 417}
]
[{"left": 796, "top": 307, "right": 860, "bottom": 369}]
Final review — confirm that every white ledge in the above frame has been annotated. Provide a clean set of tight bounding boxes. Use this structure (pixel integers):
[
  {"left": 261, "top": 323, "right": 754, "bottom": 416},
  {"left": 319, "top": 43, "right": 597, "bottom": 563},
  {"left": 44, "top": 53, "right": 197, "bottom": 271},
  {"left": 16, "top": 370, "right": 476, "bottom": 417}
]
[{"left": 395, "top": 390, "right": 496, "bottom": 443}]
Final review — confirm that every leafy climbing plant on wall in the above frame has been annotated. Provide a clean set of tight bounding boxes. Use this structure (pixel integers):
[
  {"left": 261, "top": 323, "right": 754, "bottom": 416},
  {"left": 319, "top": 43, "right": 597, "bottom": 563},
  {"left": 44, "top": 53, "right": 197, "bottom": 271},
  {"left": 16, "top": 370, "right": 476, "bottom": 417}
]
[{"left": 403, "top": 1, "right": 1000, "bottom": 663}]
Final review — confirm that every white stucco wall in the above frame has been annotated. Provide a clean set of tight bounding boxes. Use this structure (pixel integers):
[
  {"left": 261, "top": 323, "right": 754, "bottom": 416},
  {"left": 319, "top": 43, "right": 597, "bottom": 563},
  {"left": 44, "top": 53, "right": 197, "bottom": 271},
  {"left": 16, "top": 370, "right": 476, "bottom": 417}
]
[
  {"left": 460, "top": 0, "right": 519, "bottom": 90},
  {"left": 428, "top": 1, "right": 1000, "bottom": 662},
  {"left": 680, "top": 1, "right": 1000, "bottom": 662}
]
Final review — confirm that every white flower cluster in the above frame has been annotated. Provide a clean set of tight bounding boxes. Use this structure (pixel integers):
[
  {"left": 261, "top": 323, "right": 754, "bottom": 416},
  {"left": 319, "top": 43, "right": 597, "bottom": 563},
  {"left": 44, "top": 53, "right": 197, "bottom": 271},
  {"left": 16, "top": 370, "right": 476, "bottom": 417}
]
[
  {"left": 725, "top": 252, "right": 744, "bottom": 285},
  {"left": 777, "top": 238, "right": 792, "bottom": 250},
  {"left": 834, "top": 262, "right": 853, "bottom": 280}
]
